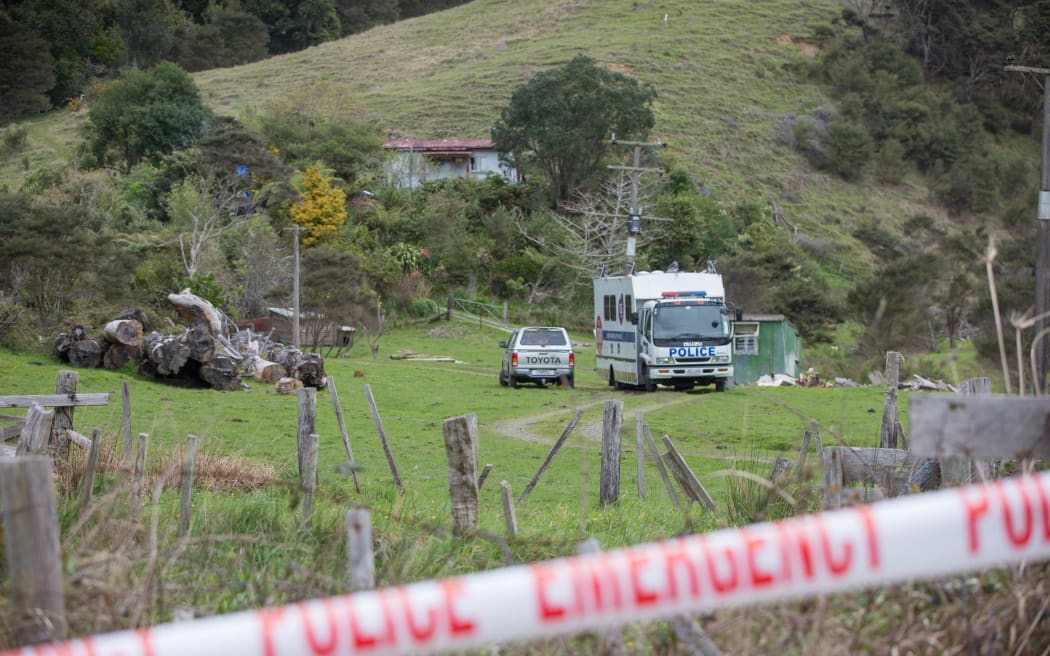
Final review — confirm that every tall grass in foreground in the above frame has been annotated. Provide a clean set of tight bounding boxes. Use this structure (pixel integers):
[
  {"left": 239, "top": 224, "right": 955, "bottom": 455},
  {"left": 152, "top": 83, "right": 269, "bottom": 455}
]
[{"left": 1, "top": 438, "right": 1047, "bottom": 654}]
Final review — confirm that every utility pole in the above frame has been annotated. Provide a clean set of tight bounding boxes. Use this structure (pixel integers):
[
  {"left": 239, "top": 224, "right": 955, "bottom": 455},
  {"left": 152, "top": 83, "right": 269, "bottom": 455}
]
[
  {"left": 283, "top": 226, "right": 305, "bottom": 350},
  {"left": 608, "top": 137, "right": 665, "bottom": 271},
  {"left": 1006, "top": 65, "right": 1050, "bottom": 390}
]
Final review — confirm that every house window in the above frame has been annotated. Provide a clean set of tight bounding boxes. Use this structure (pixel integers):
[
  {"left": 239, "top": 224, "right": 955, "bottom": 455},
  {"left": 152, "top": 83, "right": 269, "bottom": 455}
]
[{"left": 734, "top": 322, "right": 759, "bottom": 355}]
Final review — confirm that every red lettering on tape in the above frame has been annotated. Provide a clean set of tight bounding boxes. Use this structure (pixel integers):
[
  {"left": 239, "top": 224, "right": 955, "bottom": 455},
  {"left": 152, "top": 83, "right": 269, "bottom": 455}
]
[
  {"left": 661, "top": 539, "right": 700, "bottom": 601},
  {"left": 532, "top": 563, "right": 565, "bottom": 621},
  {"left": 398, "top": 587, "right": 438, "bottom": 642},
  {"left": 818, "top": 520, "right": 852, "bottom": 576},
  {"left": 742, "top": 530, "right": 774, "bottom": 588},
  {"left": 960, "top": 484, "right": 991, "bottom": 554},
  {"left": 628, "top": 552, "right": 659, "bottom": 606},
  {"left": 301, "top": 600, "right": 337, "bottom": 654},
  {"left": 439, "top": 580, "right": 476, "bottom": 636},
  {"left": 259, "top": 607, "right": 286, "bottom": 656},
  {"left": 701, "top": 536, "right": 739, "bottom": 594},
  {"left": 998, "top": 479, "right": 1034, "bottom": 548}
]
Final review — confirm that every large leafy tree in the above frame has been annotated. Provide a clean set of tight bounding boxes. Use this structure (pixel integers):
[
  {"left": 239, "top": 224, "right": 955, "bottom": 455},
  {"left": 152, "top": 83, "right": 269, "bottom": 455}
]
[
  {"left": 0, "top": 13, "right": 54, "bottom": 122},
  {"left": 492, "top": 54, "right": 656, "bottom": 207},
  {"left": 86, "top": 62, "right": 213, "bottom": 172}
]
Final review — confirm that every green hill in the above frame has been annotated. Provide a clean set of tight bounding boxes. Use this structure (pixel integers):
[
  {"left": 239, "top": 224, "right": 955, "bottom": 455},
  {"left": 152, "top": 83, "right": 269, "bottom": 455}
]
[{"left": 5, "top": 0, "right": 952, "bottom": 284}]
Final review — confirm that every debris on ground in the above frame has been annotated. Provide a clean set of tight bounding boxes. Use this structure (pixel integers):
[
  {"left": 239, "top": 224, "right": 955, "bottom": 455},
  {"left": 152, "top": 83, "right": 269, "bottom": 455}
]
[{"left": 389, "top": 350, "right": 457, "bottom": 362}]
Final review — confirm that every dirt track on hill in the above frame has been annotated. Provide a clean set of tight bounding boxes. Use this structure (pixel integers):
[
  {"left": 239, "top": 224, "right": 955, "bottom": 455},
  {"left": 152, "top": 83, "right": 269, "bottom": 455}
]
[{"left": 488, "top": 392, "right": 699, "bottom": 445}]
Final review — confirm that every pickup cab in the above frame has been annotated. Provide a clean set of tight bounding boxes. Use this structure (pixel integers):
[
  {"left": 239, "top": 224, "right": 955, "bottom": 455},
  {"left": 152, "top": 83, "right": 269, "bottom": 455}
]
[{"left": 498, "top": 327, "right": 575, "bottom": 388}]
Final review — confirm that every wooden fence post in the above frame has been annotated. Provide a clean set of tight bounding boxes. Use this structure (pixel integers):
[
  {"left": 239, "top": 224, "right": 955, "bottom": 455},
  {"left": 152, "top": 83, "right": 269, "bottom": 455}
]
[
  {"left": 178, "top": 434, "right": 198, "bottom": 537},
  {"left": 327, "top": 377, "right": 361, "bottom": 493},
  {"left": 121, "top": 381, "right": 132, "bottom": 460},
  {"left": 77, "top": 427, "right": 103, "bottom": 516},
  {"left": 643, "top": 423, "right": 680, "bottom": 507},
  {"left": 599, "top": 400, "right": 623, "bottom": 505},
  {"left": 131, "top": 432, "right": 149, "bottom": 515},
  {"left": 52, "top": 370, "right": 78, "bottom": 461},
  {"left": 518, "top": 409, "right": 583, "bottom": 501},
  {"left": 16, "top": 404, "right": 53, "bottom": 456},
  {"left": 302, "top": 433, "right": 319, "bottom": 523},
  {"left": 443, "top": 413, "right": 479, "bottom": 531},
  {"left": 363, "top": 384, "right": 404, "bottom": 496},
  {"left": 661, "top": 435, "right": 715, "bottom": 510},
  {"left": 879, "top": 351, "right": 902, "bottom": 449},
  {"left": 0, "top": 456, "right": 66, "bottom": 644},
  {"left": 347, "top": 508, "right": 374, "bottom": 592},
  {"left": 297, "top": 387, "right": 316, "bottom": 481},
  {"left": 635, "top": 411, "right": 645, "bottom": 499},
  {"left": 501, "top": 480, "right": 518, "bottom": 538},
  {"left": 477, "top": 463, "right": 493, "bottom": 491},
  {"left": 519, "top": 408, "right": 582, "bottom": 503}
]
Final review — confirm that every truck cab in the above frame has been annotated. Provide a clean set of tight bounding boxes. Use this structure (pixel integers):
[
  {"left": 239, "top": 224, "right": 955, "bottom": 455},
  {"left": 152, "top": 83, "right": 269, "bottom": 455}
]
[{"left": 636, "top": 292, "right": 734, "bottom": 391}]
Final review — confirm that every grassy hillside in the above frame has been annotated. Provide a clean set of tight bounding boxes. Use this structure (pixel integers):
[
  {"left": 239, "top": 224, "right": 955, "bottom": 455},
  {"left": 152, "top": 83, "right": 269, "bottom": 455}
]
[{"left": 1, "top": 0, "right": 959, "bottom": 289}]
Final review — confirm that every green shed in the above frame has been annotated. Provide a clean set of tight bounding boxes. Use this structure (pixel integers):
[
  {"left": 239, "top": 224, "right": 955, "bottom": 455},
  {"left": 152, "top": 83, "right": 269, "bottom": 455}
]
[{"left": 732, "top": 314, "right": 802, "bottom": 385}]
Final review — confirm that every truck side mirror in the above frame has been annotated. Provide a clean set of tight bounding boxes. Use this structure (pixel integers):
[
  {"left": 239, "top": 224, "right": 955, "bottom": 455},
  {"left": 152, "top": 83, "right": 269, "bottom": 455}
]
[
  {"left": 499, "top": 342, "right": 507, "bottom": 348},
  {"left": 629, "top": 312, "right": 638, "bottom": 324},
  {"left": 735, "top": 308, "right": 743, "bottom": 321}
]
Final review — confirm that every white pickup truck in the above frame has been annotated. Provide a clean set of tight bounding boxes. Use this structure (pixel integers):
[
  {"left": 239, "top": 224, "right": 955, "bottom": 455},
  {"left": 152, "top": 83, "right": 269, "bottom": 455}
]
[{"left": 498, "top": 327, "right": 575, "bottom": 388}]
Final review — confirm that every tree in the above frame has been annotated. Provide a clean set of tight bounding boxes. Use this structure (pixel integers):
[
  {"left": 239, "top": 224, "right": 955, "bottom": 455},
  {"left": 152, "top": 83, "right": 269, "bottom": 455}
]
[
  {"left": 86, "top": 62, "right": 213, "bottom": 172},
  {"left": 0, "top": 13, "right": 54, "bottom": 122},
  {"left": 164, "top": 174, "right": 256, "bottom": 279},
  {"left": 114, "top": 0, "right": 182, "bottom": 68},
  {"left": 290, "top": 163, "right": 347, "bottom": 246},
  {"left": 0, "top": 193, "right": 111, "bottom": 330},
  {"left": 492, "top": 54, "right": 656, "bottom": 206}
]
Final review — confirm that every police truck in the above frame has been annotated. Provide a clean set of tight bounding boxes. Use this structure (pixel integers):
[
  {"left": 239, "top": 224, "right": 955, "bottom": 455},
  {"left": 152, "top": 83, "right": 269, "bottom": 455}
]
[{"left": 594, "top": 268, "right": 737, "bottom": 392}]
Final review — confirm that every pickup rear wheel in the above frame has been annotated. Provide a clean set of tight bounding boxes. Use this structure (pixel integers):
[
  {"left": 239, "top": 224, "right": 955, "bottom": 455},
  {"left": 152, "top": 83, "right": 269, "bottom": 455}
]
[
  {"left": 508, "top": 374, "right": 518, "bottom": 389},
  {"left": 499, "top": 370, "right": 508, "bottom": 387}
]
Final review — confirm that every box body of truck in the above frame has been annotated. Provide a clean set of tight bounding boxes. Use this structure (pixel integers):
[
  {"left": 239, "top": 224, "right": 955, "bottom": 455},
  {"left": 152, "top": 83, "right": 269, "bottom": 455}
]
[{"left": 593, "top": 270, "right": 734, "bottom": 392}]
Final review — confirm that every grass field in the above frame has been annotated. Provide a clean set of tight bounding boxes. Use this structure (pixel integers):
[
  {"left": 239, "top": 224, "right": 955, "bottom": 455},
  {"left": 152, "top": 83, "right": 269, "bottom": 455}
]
[
  {"left": 4, "top": 323, "right": 1048, "bottom": 654},
  {"left": 1, "top": 319, "right": 889, "bottom": 540}
]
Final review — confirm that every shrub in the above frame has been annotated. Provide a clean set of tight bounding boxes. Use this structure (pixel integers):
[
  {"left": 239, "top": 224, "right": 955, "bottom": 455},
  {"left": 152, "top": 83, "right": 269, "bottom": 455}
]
[{"left": 823, "top": 119, "right": 873, "bottom": 180}]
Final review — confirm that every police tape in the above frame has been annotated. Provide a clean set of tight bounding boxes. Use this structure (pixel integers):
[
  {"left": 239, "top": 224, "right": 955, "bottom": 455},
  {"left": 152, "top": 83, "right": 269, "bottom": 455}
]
[{"left": 7, "top": 471, "right": 1050, "bottom": 656}]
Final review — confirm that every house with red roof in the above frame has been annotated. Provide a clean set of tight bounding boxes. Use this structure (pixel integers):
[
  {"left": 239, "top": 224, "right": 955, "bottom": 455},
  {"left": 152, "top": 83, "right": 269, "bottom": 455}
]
[{"left": 383, "top": 138, "right": 520, "bottom": 188}]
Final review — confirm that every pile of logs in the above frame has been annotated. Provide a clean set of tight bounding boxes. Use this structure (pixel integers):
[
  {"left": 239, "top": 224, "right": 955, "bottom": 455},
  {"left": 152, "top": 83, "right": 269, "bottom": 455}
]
[{"left": 53, "top": 292, "right": 326, "bottom": 392}]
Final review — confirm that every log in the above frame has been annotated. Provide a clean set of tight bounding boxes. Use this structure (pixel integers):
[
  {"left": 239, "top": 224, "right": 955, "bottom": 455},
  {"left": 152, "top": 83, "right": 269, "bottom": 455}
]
[
  {"left": 167, "top": 289, "right": 225, "bottom": 336},
  {"left": 102, "top": 343, "right": 142, "bottom": 370},
  {"left": 296, "top": 352, "right": 327, "bottom": 388},
  {"left": 199, "top": 355, "right": 241, "bottom": 391},
  {"left": 103, "top": 319, "right": 143, "bottom": 347},
  {"left": 116, "top": 306, "right": 151, "bottom": 333},
  {"left": 67, "top": 339, "right": 101, "bottom": 368},
  {"left": 244, "top": 354, "right": 286, "bottom": 384},
  {"left": 145, "top": 331, "right": 191, "bottom": 376},
  {"left": 186, "top": 324, "right": 215, "bottom": 362}
]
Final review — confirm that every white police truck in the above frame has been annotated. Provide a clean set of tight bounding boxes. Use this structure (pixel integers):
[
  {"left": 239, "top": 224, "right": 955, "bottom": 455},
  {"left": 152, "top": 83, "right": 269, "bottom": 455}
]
[{"left": 593, "top": 269, "right": 737, "bottom": 392}]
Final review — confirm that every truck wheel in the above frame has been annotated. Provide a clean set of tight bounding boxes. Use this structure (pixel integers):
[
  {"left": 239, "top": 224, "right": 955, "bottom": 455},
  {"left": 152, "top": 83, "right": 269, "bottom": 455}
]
[
  {"left": 715, "top": 380, "right": 727, "bottom": 392},
  {"left": 642, "top": 366, "right": 656, "bottom": 392},
  {"left": 509, "top": 375, "right": 518, "bottom": 389}
]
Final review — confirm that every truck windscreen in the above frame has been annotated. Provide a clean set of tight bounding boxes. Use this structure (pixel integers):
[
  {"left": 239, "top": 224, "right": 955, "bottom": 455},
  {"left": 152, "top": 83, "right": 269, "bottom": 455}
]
[{"left": 652, "top": 304, "right": 730, "bottom": 340}]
